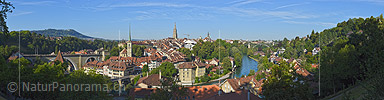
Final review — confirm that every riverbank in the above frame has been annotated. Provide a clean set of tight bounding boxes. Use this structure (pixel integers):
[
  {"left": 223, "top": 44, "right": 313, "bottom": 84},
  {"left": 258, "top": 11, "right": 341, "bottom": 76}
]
[
  {"left": 192, "top": 55, "right": 259, "bottom": 86},
  {"left": 248, "top": 55, "right": 259, "bottom": 62},
  {"left": 193, "top": 71, "right": 233, "bottom": 86}
]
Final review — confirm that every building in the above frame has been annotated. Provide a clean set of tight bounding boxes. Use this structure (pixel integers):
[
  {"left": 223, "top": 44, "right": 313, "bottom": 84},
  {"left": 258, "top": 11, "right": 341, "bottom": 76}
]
[
  {"left": 184, "top": 85, "right": 221, "bottom": 100},
  {"left": 173, "top": 22, "right": 178, "bottom": 39},
  {"left": 119, "top": 48, "right": 128, "bottom": 57},
  {"left": 178, "top": 62, "right": 206, "bottom": 85},
  {"left": 94, "top": 48, "right": 110, "bottom": 61},
  {"left": 277, "top": 48, "right": 285, "bottom": 55},
  {"left": 127, "top": 24, "right": 133, "bottom": 57},
  {"left": 220, "top": 75, "right": 255, "bottom": 94},
  {"left": 205, "top": 58, "right": 220, "bottom": 66},
  {"left": 312, "top": 47, "right": 320, "bottom": 56},
  {"left": 136, "top": 72, "right": 167, "bottom": 88},
  {"left": 83, "top": 56, "right": 156, "bottom": 79},
  {"left": 203, "top": 32, "right": 213, "bottom": 42},
  {"left": 129, "top": 88, "right": 157, "bottom": 99},
  {"left": 183, "top": 39, "right": 197, "bottom": 50},
  {"left": 7, "top": 52, "right": 23, "bottom": 62}
]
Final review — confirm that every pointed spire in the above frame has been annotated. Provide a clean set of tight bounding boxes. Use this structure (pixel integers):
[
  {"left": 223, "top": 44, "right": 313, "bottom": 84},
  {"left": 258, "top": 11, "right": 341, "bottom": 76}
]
[
  {"left": 129, "top": 23, "right": 131, "bottom": 42},
  {"left": 54, "top": 50, "right": 65, "bottom": 63},
  {"left": 173, "top": 22, "right": 177, "bottom": 39}
]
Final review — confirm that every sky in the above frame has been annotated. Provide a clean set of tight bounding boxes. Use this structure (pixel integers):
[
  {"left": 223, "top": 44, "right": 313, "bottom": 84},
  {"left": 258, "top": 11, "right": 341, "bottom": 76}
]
[{"left": 6, "top": 0, "right": 384, "bottom": 40}]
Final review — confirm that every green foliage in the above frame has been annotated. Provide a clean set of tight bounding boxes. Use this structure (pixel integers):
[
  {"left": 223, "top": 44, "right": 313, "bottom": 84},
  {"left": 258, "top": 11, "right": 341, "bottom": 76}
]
[
  {"left": 31, "top": 29, "right": 93, "bottom": 39},
  {"left": 192, "top": 39, "right": 244, "bottom": 61},
  {"left": 263, "top": 63, "right": 313, "bottom": 100},
  {"left": 320, "top": 15, "right": 384, "bottom": 98},
  {"left": 0, "top": 59, "right": 111, "bottom": 99},
  {"left": 0, "top": 0, "right": 14, "bottom": 34},
  {"left": 142, "top": 64, "right": 149, "bottom": 73},
  {"left": 150, "top": 62, "right": 177, "bottom": 78},
  {"left": 222, "top": 57, "right": 232, "bottom": 72},
  {"left": 149, "top": 78, "right": 188, "bottom": 100},
  {"left": 248, "top": 69, "right": 255, "bottom": 76},
  {"left": 1, "top": 31, "right": 117, "bottom": 54},
  {"left": 133, "top": 75, "right": 140, "bottom": 85},
  {"left": 109, "top": 46, "right": 122, "bottom": 56},
  {"left": 177, "top": 47, "right": 192, "bottom": 61},
  {"left": 133, "top": 45, "right": 145, "bottom": 57}
]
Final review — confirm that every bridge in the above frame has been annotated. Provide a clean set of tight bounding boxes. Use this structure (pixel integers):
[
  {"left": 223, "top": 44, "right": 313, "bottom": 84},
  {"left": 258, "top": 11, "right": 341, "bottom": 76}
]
[{"left": 23, "top": 54, "right": 105, "bottom": 70}]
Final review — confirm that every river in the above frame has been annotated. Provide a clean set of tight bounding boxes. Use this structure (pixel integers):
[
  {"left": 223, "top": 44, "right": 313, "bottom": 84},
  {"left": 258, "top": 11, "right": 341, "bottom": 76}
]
[
  {"left": 233, "top": 55, "right": 259, "bottom": 78},
  {"left": 197, "top": 55, "right": 258, "bottom": 85}
]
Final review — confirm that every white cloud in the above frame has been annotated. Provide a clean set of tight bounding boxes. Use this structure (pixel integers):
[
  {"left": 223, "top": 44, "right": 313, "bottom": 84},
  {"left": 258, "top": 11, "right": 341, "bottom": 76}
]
[
  {"left": 15, "top": 1, "right": 56, "bottom": 6},
  {"left": 10, "top": 11, "right": 33, "bottom": 16},
  {"left": 228, "top": 0, "right": 264, "bottom": 7},
  {"left": 109, "top": 2, "right": 194, "bottom": 8},
  {"left": 272, "top": 2, "right": 309, "bottom": 10},
  {"left": 82, "top": 1, "right": 319, "bottom": 21}
]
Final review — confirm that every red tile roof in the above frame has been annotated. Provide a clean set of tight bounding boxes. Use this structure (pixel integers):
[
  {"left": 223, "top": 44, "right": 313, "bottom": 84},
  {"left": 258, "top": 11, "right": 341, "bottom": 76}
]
[
  {"left": 54, "top": 51, "right": 65, "bottom": 63},
  {"left": 207, "top": 90, "right": 262, "bottom": 100},
  {"left": 186, "top": 85, "right": 221, "bottom": 100},
  {"left": 136, "top": 74, "right": 166, "bottom": 86},
  {"left": 129, "top": 88, "right": 157, "bottom": 99},
  {"left": 178, "top": 62, "right": 206, "bottom": 69}
]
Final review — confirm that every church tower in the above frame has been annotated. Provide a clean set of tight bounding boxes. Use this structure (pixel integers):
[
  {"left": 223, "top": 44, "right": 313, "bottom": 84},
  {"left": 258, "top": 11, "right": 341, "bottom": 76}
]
[
  {"left": 173, "top": 22, "right": 178, "bottom": 39},
  {"left": 127, "top": 24, "right": 133, "bottom": 57}
]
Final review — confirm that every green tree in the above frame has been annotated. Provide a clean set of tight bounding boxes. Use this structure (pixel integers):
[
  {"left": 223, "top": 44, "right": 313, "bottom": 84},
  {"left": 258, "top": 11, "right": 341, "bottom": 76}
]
[
  {"left": 149, "top": 78, "right": 188, "bottom": 100},
  {"left": 150, "top": 62, "right": 177, "bottom": 78},
  {"left": 222, "top": 57, "right": 232, "bottom": 74},
  {"left": 142, "top": 64, "right": 149, "bottom": 73},
  {"left": 0, "top": 0, "right": 14, "bottom": 34},
  {"left": 177, "top": 48, "right": 192, "bottom": 61},
  {"left": 248, "top": 69, "right": 255, "bottom": 76},
  {"left": 263, "top": 63, "right": 313, "bottom": 100}
]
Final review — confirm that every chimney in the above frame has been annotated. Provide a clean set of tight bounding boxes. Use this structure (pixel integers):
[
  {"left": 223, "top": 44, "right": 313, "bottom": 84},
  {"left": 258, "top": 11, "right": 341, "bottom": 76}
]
[
  {"left": 159, "top": 70, "right": 161, "bottom": 79},
  {"left": 238, "top": 80, "right": 241, "bottom": 86}
]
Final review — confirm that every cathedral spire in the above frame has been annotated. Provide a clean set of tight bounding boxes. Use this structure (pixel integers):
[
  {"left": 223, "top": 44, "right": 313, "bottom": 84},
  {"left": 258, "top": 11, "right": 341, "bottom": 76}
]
[{"left": 173, "top": 22, "right": 177, "bottom": 39}]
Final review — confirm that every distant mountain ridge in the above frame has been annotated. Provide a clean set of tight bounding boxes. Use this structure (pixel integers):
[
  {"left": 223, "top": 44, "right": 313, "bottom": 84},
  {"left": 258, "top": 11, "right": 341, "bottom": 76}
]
[{"left": 31, "top": 29, "right": 94, "bottom": 39}]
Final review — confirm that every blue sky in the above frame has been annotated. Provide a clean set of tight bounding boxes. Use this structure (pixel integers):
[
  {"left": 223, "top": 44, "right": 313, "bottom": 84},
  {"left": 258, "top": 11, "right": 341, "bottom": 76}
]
[{"left": 7, "top": 0, "right": 384, "bottom": 40}]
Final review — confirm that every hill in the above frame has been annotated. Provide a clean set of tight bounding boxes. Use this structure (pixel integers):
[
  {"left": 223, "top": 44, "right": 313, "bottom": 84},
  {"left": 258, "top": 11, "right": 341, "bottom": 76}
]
[{"left": 31, "top": 29, "right": 94, "bottom": 39}]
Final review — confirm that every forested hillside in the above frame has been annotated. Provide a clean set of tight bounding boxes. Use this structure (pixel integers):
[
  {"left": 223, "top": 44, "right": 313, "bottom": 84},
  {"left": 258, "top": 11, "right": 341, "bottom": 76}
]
[
  {"left": 0, "top": 30, "right": 117, "bottom": 54},
  {"left": 31, "top": 29, "right": 94, "bottom": 39},
  {"left": 262, "top": 14, "right": 384, "bottom": 99}
]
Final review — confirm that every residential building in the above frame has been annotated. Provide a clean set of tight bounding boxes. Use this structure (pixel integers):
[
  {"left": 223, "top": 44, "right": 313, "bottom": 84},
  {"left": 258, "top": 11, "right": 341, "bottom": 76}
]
[
  {"left": 183, "top": 39, "right": 197, "bottom": 50},
  {"left": 205, "top": 58, "right": 219, "bottom": 66},
  {"left": 136, "top": 72, "right": 167, "bottom": 88},
  {"left": 184, "top": 85, "right": 220, "bottom": 100},
  {"left": 312, "top": 47, "right": 320, "bottom": 56},
  {"left": 178, "top": 62, "right": 206, "bottom": 85}
]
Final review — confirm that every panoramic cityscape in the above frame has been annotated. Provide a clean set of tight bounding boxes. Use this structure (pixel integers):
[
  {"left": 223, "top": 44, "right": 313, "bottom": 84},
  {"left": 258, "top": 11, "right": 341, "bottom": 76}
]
[{"left": 1, "top": 0, "right": 383, "bottom": 100}]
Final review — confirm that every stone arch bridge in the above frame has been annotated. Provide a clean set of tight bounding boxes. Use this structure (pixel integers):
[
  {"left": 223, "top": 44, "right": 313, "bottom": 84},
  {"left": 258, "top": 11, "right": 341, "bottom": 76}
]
[{"left": 23, "top": 54, "right": 104, "bottom": 70}]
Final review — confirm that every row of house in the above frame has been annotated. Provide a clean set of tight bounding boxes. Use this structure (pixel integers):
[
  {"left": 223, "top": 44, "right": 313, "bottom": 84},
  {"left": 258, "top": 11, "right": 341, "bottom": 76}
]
[
  {"left": 83, "top": 55, "right": 162, "bottom": 79},
  {"left": 130, "top": 71, "right": 265, "bottom": 100}
]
